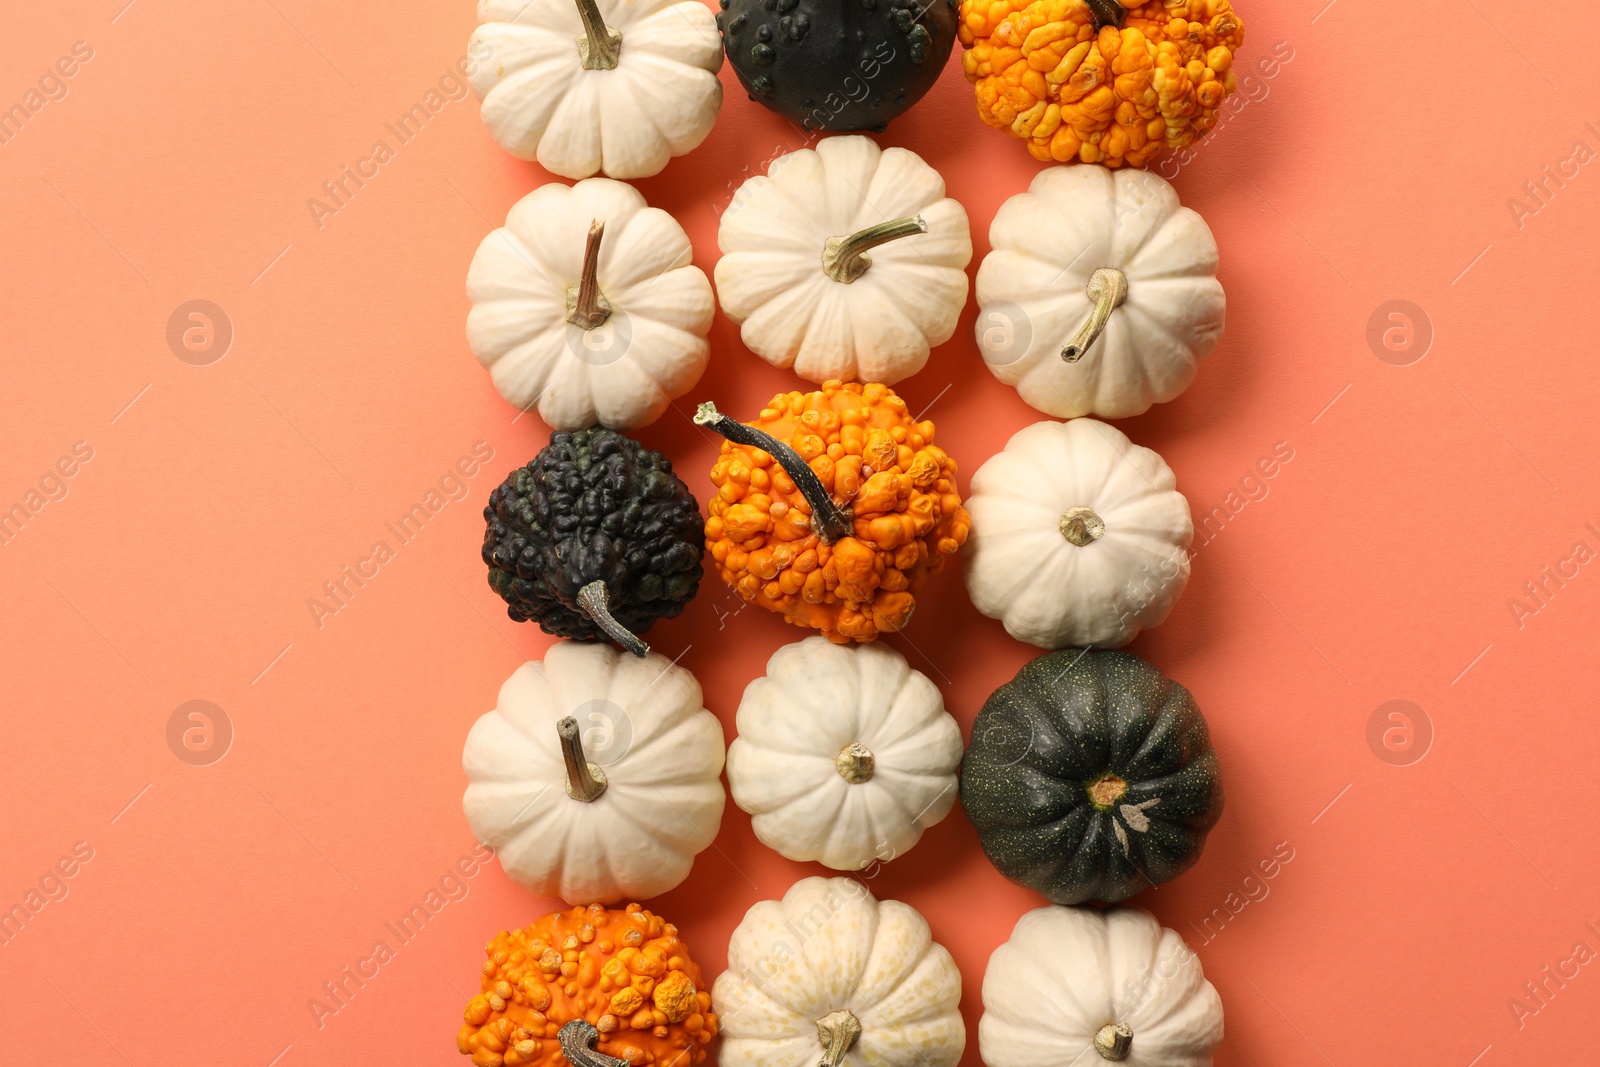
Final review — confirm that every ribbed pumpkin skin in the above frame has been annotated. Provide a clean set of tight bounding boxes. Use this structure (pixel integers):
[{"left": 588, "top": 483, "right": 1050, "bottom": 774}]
[{"left": 960, "top": 649, "right": 1222, "bottom": 905}]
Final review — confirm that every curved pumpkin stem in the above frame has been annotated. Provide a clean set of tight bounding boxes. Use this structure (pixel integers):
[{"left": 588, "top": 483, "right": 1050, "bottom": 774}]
[
  {"left": 567, "top": 219, "right": 614, "bottom": 331},
  {"left": 1082, "top": 0, "right": 1127, "bottom": 30},
  {"left": 1061, "top": 268, "right": 1128, "bottom": 363},
  {"left": 576, "top": 580, "right": 650, "bottom": 658},
  {"left": 573, "top": 0, "right": 622, "bottom": 69},
  {"left": 1093, "top": 1022, "right": 1133, "bottom": 1060},
  {"left": 560, "top": 1020, "right": 631, "bottom": 1067},
  {"left": 815, "top": 1010, "right": 863, "bottom": 1067},
  {"left": 694, "top": 402, "right": 855, "bottom": 544},
  {"left": 558, "top": 716, "right": 610, "bottom": 803},
  {"left": 822, "top": 216, "right": 927, "bottom": 284}
]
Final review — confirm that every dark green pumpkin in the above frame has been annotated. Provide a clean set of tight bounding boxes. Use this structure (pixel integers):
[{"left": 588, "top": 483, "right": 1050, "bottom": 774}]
[
  {"left": 482, "top": 428, "right": 703, "bottom": 658},
  {"left": 715, "top": 0, "right": 958, "bottom": 133},
  {"left": 960, "top": 649, "right": 1223, "bottom": 905}
]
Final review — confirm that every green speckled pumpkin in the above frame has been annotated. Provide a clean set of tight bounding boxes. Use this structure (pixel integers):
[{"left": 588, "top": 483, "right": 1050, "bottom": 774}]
[{"left": 960, "top": 649, "right": 1223, "bottom": 905}]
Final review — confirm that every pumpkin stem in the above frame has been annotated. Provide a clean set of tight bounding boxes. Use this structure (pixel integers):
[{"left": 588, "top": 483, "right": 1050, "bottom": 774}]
[
  {"left": 1086, "top": 773, "right": 1128, "bottom": 811},
  {"left": 1059, "top": 507, "right": 1106, "bottom": 547},
  {"left": 560, "top": 1020, "right": 631, "bottom": 1067},
  {"left": 822, "top": 215, "right": 928, "bottom": 284},
  {"left": 558, "top": 716, "right": 610, "bottom": 803},
  {"left": 1093, "top": 1023, "right": 1133, "bottom": 1061},
  {"left": 1061, "top": 268, "right": 1129, "bottom": 363},
  {"left": 836, "top": 743, "right": 875, "bottom": 784},
  {"left": 576, "top": 580, "right": 650, "bottom": 658},
  {"left": 567, "top": 219, "right": 614, "bottom": 331},
  {"left": 694, "top": 402, "right": 855, "bottom": 544},
  {"left": 815, "top": 1010, "right": 863, "bottom": 1067},
  {"left": 1081, "top": 0, "right": 1127, "bottom": 30},
  {"left": 573, "top": 0, "right": 622, "bottom": 69}
]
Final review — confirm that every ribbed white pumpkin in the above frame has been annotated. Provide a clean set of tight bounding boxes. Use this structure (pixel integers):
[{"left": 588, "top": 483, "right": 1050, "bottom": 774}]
[
  {"left": 715, "top": 136, "right": 972, "bottom": 384},
  {"left": 715, "top": 877, "right": 966, "bottom": 1067},
  {"left": 975, "top": 166, "right": 1225, "bottom": 419},
  {"left": 964, "top": 419, "right": 1192, "bottom": 649},
  {"left": 467, "top": 177, "right": 713, "bottom": 431},
  {"left": 980, "top": 906, "right": 1223, "bottom": 1067},
  {"left": 469, "top": 0, "right": 722, "bottom": 179},
  {"left": 726, "top": 637, "right": 962, "bottom": 871},
  {"left": 461, "top": 642, "right": 725, "bottom": 903}
]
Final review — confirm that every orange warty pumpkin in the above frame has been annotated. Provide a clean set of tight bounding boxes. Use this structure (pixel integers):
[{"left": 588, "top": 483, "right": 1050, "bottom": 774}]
[
  {"left": 457, "top": 903, "right": 718, "bottom": 1067},
  {"left": 697, "top": 381, "right": 970, "bottom": 643},
  {"left": 958, "top": 0, "right": 1245, "bottom": 167}
]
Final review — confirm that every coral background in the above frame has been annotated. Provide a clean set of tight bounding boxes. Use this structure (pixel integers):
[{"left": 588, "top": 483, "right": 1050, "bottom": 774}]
[{"left": 3, "top": 1, "right": 1598, "bottom": 1064}]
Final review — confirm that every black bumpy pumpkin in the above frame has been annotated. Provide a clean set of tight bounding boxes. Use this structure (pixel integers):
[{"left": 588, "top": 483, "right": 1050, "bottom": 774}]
[
  {"left": 716, "top": 0, "right": 958, "bottom": 132},
  {"left": 482, "top": 429, "right": 704, "bottom": 657},
  {"left": 961, "top": 649, "right": 1223, "bottom": 905}
]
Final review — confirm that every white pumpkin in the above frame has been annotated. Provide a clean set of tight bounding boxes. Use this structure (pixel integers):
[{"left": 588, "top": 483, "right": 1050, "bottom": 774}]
[
  {"left": 964, "top": 419, "right": 1192, "bottom": 650},
  {"left": 715, "top": 136, "right": 972, "bottom": 385},
  {"left": 467, "top": 177, "right": 714, "bottom": 431},
  {"left": 714, "top": 877, "right": 965, "bottom": 1067},
  {"left": 981, "top": 906, "right": 1222, "bottom": 1066},
  {"left": 975, "top": 166, "right": 1225, "bottom": 419},
  {"left": 726, "top": 637, "right": 962, "bottom": 871},
  {"left": 469, "top": 0, "right": 722, "bottom": 179},
  {"left": 461, "top": 641, "right": 726, "bottom": 903}
]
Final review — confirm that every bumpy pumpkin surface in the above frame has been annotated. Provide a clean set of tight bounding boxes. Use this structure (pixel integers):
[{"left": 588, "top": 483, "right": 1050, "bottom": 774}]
[
  {"left": 458, "top": 903, "right": 718, "bottom": 1067},
  {"left": 699, "top": 381, "right": 970, "bottom": 643},
  {"left": 958, "top": 0, "right": 1244, "bottom": 167},
  {"left": 717, "top": 0, "right": 958, "bottom": 132},
  {"left": 960, "top": 649, "right": 1223, "bottom": 904},
  {"left": 484, "top": 429, "right": 703, "bottom": 653}
]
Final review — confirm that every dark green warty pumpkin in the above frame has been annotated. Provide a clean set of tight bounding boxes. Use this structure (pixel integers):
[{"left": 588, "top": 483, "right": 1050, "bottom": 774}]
[
  {"left": 482, "top": 429, "right": 703, "bottom": 657},
  {"left": 716, "top": 0, "right": 958, "bottom": 132},
  {"left": 960, "top": 649, "right": 1223, "bottom": 905}
]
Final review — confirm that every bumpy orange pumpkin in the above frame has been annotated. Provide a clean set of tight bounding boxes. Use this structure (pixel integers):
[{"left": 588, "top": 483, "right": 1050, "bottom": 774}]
[
  {"left": 458, "top": 903, "right": 717, "bottom": 1067},
  {"left": 697, "top": 381, "right": 970, "bottom": 643},
  {"left": 959, "top": 0, "right": 1244, "bottom": 167}
]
